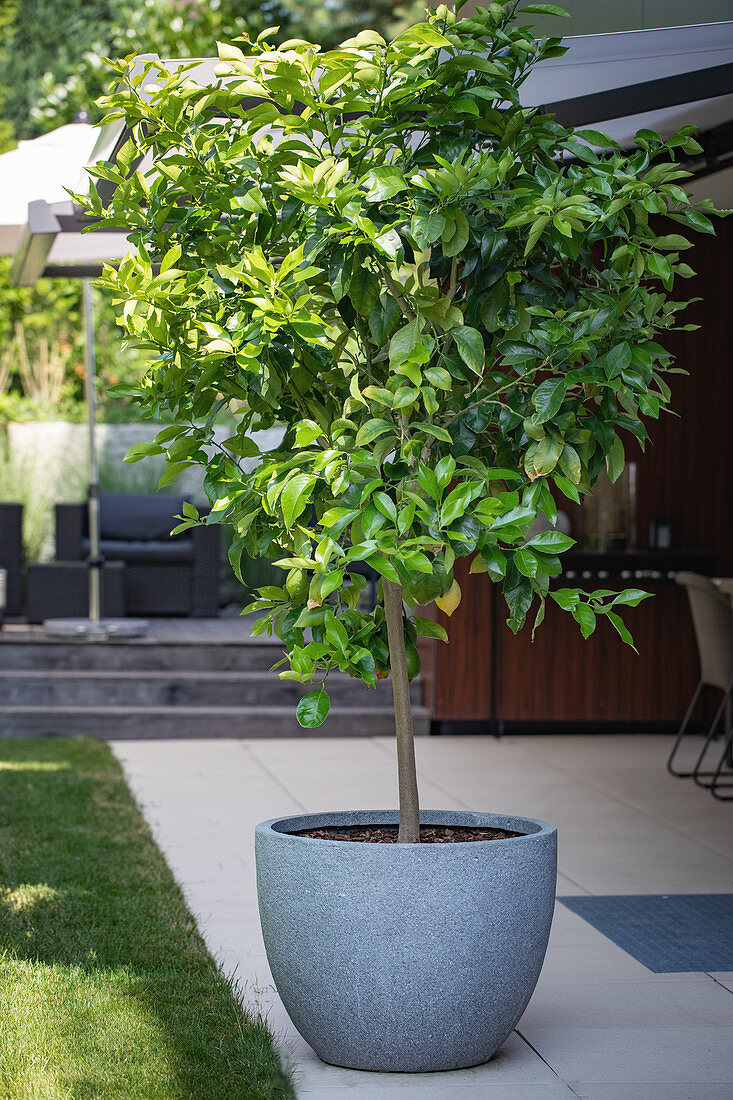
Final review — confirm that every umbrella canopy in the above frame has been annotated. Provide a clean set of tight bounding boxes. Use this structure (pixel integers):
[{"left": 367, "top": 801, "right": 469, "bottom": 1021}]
[
  {"left": 0, "top": 123, "right": 99, "bottom": 255},
  {"left": 0, "top": 119, "right": 131, "bottom": 281}
]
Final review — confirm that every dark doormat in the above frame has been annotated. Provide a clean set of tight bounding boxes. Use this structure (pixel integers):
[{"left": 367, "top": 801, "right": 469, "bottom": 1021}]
[{"left": 559, "top": 894, "right": 733, "bottom": 973}]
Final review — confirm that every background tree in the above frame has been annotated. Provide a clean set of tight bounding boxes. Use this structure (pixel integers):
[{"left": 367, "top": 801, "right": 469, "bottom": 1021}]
[
  {"left": 0, "top": 0, "right": 428, "bottom": 141},
  {"left": 282, "top": 0, "right": 428, "bottom": 50}
]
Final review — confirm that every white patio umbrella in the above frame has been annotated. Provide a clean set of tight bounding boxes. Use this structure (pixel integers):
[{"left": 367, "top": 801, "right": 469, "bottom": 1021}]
[
  {"left": 0, "top": 122, "right": 98, "bottom": 254},
  {"left": 0, "top": 121, "right": 146, "bottom": 637}
]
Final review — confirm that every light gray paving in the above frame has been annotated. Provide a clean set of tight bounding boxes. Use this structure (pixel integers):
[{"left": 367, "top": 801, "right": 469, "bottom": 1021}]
[{"left": 112, "top": 734, "right": 733, "bottom": 1097}]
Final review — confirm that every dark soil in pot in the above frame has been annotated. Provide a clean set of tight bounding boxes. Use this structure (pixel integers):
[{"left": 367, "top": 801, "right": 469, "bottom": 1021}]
[{"left": 293, "top": 823, "right": 521, "bottom": 843}]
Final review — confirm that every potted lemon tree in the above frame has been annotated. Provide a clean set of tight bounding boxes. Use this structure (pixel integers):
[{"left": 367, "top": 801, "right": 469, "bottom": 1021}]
[{"left": 85, "top": 1, "right": 716, "bottom": 1071}]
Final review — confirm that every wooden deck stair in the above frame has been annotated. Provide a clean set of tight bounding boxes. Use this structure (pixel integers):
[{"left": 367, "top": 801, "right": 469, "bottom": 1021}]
[{"left": 0, "top": 619, "right": 429, "bottom": 738}]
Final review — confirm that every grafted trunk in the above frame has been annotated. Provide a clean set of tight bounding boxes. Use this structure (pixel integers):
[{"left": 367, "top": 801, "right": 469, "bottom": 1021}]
[{"left": 382, "top": 578, "right": 420, "bottom": 843}]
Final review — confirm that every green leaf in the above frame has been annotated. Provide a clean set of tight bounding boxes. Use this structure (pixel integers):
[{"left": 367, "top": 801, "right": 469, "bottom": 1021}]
[
  {"left": 532, "top": 378, "right": 565, "bottom": 423},
  {"left": 575, "top": 129, "right": 620, "bottom": 149},
  {"left": 553, "top": 473, "right": 581, "bottom": 503},
  {"left": 368, "top": 296, "right": 402, "bottom": 347},
  {"left": 559, "top": 444, "right": 582, "bottom": 484},
  {"left": 281, "top": 473, "right": 315, "bottom": 529},
  {"left": 349, "top": 266, "right": 381, "bottom": 316},
  {"left": 441, "top": 483, "right": 474, "bottom": 526},
  {"left": 424, "top": 366, "right": 452, "bottom": 390},
  {"left": 355, "top": 419, "right": 393, "bottom": 446},
  {"left": 374, "top": 491, "right": 397, "bottom": 522},
  {"left": 680, "top": 209, "right": 715, "bottom": 235},
  {"left": 514, "top": 548, "right": 538, "bottom": 578},
  {"left": 524, "top": 214, "right": 549, "bottom": 257},
  {"left": 602, "top": 343, "right": 632, "bottom": 378},
  {"left": 221, "top": 434, "right": 261, "bottom": 458},
  {"left": 551, "top": 588, "right": 579, "bottom": 611},
  {"left": 413, "top": 616, "right": 449, "bottom": 642},
  {"left": 435, "top": 455, "right": 456, "bottom": 489},
  {"left": 389, "top": 318, "right": 422, "bottom": 364},
  {"left": 519, "top": 4, "right": 570, "bottom": 15},
  {"left": 612, "top": 588, "right": 651, "bottom": 607},
  {"left": 491, "top": 504, "right": 536, "bottom": 530},
  {"left": 481, "top": 545, "right": 507, "bottom": 580},
  {"left": 294, "top": 420, "right": 322, "bottom": 447},
  {"left": 572, "top": 603, "right": 597, "bottom": 638},
  {"left": 417, "top": 464, "right": 440, "bottom": 501},
  {"left": 318, "top": 507, "right": 359, "bottom": 535},
  {"left": 124, "top": 441, "right": 163, "bottom": 463},
  {"left": 525, "top": 436, "right": 562, "bottom": 479},
  {"left": 605, "top": 610, "right": 637, "bottom": 650},
  {"left": 397, "top": 22, "right": 452, "bottom": 47},
  {"left": 452, "top": 326, "right": 485, "bottom": 375},
  {"left": 442, "top": 210, "right": 470, "bottom": 258},
  {"left": 296, "top": 688, "right": 331, "bottom": 728},
  {"left": 653, "top": 234, "right": 692, "bottom": 251},
  {"left": 411, "top": 211, "right": 446, "bottom": 248},
  {"left": 363, "top": 167, "right": 409, "bottom": 202},
  {"left": 228, "top": 537, "right": 245, "bottom": 584},
  {"left": 325, "top": 613, "right": 349, "bottom": 651},
  {"left": 526, "top": 530, "right": 575, "bottom": 553},
  {"left": 605, "top": 435, "right": 625, "bottom": 483},
  {"left": 411, "top": 422, "right": 453, "bottom": 443}
]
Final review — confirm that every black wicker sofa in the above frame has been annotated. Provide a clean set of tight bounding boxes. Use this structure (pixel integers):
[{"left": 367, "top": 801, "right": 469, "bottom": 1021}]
[
  {"left": 55, "top": 492, "right": 220, "bottom": 617},
  {"left": 0, "top": 502, "right": 23, "bottom": 616}
]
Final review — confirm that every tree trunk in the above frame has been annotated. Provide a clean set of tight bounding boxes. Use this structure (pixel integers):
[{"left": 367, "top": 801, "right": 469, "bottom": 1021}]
[{"left": 382, "top": 578, "right": 420, "bottom": 843}]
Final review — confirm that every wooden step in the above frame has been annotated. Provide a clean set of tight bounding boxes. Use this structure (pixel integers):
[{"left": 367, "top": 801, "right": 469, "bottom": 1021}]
[
  {"left": 0, "top": 639, "right": 281, "bottom": 672},
  {"left": 0, "top": 670, "right": 420, "bottom": 708},
  {"left": 0, "top": 705, "right": 430, "bottom": 739}
]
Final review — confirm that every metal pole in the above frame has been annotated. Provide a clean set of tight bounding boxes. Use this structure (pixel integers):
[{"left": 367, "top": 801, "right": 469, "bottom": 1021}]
[{"left": 82, "top": 278, "right": 102, "bottom": 622}]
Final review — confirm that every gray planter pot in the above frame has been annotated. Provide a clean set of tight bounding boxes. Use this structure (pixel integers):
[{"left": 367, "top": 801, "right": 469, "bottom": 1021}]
[{"left": 255, "top": 809, "right": 557, "bottom": 1072}]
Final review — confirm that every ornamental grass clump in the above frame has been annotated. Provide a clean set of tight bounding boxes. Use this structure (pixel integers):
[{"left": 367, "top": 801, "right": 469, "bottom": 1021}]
[{"left": 84, "top": 2, "right": 719, "bottom": 841}]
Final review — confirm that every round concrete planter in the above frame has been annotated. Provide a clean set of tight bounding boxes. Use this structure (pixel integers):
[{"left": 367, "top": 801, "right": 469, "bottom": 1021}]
[{"left": 255, "top": 809, "right": 557, "bottom": 1072}]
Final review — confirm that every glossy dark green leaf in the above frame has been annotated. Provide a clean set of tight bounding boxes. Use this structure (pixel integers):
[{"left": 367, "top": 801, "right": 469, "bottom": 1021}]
[
  {"left": 348, "top": 266, "right": 381, "bottom": 316},
  {"left": 296, "top": 688, "right": 331, "bottom": 728},
  {"left": 526, "top": 530, "right": 575, "bottom": 553},
  {"left": 572, "top": 603, "right": 596, "bottom": 638},
  {"left": 453, "top": 326, "right": 485, "bottom": 374},
  {"left": 355, "top": 419, "right": 393, "bottom": 446},
  {"left": 532, "top": 378, "right": 565, "bottom": 423},
  {"left": 612, "top": 589, "right": 651, "bottom": 607},
  {"left": 412, "top": 616, "right": 449, "bottom": 642}
]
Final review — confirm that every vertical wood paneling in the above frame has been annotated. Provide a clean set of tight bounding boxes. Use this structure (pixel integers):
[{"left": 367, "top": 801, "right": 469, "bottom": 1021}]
[
  {"left": 434, "top": 556, "right": 494, "bottom": 720},
  {"left": 635, "top": 220, "right": 733, "bottom": 572},
  {"left": 430, "top": 221, "right": 730, "bottom": 724}
]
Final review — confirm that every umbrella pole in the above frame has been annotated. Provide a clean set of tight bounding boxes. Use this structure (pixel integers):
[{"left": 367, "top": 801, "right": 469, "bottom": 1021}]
[
  {"left": 43, "top": 280, "right": 146, "bottom": 639},
  {"left": 82, "top": 278, "right": 101, "bottom": 622}
]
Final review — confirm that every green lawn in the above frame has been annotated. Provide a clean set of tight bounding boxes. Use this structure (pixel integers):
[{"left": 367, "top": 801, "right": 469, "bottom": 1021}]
[{"left": 0, "top": 737, "right": 294, "bottom": 1100}]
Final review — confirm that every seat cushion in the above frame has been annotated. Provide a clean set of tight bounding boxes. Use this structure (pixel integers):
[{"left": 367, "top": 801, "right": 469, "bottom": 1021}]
[
  {"left": 82, "top": 537, "right": 194, "bottom": 564},
  {"left": 98, "top": 492, "right": 185, "bottom": 541}
]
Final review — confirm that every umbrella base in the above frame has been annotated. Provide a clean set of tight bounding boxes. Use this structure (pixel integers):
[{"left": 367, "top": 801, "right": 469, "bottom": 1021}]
[{"left": 43, "top": 618, "right": 149, "bottom": 639}]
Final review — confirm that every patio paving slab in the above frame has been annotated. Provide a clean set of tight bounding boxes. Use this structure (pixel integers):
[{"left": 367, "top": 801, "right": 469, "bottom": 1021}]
[{"left": 112, "top": 734, "right": 733, "bottom": 1098}]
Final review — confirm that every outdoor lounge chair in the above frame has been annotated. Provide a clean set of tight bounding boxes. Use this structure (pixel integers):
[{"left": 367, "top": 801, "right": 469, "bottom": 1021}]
[
  {"left": 55, "top": 492, "right": 220, "bottom": 617},
  {"left": 0, "top": 501, "right": 23, "bottom": 617},
  {"left": 667, "top": 571, "right": 733, "bottom": 799}
]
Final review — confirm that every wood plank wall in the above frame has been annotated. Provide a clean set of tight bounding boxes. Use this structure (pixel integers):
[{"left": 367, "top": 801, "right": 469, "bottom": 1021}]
[{"left": 424, "top": 219, "right": 732, "bottom": 726}]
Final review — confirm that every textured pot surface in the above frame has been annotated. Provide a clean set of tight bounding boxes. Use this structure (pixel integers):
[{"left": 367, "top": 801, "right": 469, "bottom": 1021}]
[{"left": 255, "top": 809, "right": 557, "bottom": 1072}]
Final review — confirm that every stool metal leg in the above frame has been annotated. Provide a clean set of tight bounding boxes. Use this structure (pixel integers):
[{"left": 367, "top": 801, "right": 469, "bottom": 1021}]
[
  {"left": 692, "top": 680, "right": 733, "bottom": 791},
  {"left": 710, "top": 682, "right": 733, "bottom": 800},
  {"left": 667, "top": 680, "right": 705, "bottom": 778}
]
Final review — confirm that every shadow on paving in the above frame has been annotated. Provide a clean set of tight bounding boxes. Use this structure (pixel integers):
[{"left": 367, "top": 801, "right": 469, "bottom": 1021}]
[{"left": 0, "top": 737, "right": 293, "bottom": 1100}]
